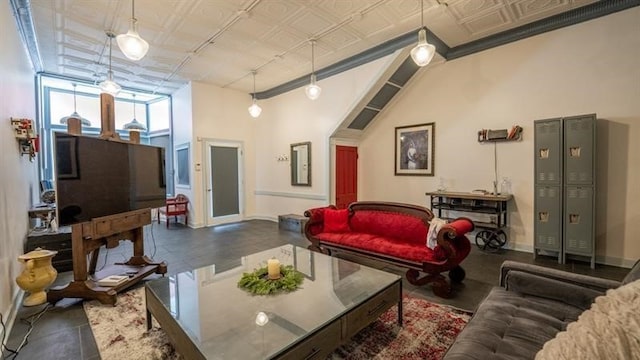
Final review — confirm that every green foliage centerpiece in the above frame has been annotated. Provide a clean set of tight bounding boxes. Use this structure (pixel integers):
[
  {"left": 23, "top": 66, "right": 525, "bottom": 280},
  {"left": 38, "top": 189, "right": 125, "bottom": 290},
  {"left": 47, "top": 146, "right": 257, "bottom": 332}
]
[{"left": 238, "top": 264, "right": 304, "bottom": 295}]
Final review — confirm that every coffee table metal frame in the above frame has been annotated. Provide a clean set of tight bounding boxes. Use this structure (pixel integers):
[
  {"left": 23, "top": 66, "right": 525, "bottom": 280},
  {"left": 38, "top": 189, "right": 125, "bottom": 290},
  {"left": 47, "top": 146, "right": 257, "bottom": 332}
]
[{"left": 145, "top": 245, "right": 402, "bottom": 360}]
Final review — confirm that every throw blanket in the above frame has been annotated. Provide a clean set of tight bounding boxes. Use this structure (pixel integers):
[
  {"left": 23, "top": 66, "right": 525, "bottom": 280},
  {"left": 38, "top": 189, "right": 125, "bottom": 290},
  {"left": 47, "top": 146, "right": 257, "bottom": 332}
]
[
  {"left": 427, "top": 217, "right": 447, "bottom": 250},
  {"left": 535, "top": 279, "right": 640, "bottom": 360}
]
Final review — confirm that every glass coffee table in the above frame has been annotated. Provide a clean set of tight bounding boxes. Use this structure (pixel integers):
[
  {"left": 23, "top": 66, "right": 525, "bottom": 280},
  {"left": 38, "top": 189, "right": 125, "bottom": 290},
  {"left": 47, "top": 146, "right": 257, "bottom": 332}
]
[{"left": 145, "top": 245, "right": 402, "bottom": 359}]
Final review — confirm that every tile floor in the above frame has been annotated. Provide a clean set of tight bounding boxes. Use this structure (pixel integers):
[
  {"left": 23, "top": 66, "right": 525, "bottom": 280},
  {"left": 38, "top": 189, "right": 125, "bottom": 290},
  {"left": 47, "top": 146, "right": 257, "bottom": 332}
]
[{"left": 3, "top": 220, "right": 630, "bottom": 359}]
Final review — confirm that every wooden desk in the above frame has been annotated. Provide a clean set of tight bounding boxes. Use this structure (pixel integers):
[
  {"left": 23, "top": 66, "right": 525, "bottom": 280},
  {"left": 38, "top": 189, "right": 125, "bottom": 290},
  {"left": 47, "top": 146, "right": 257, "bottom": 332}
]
[{"left": 426, "top": 191, "right": 513, "bottom": 252}]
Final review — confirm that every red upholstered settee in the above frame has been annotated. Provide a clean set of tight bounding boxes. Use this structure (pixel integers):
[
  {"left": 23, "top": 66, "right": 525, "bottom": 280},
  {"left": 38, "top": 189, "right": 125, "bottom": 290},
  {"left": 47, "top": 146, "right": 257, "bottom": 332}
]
[{"left": 304, "top": 201, "right": 474, "bottom": 298}]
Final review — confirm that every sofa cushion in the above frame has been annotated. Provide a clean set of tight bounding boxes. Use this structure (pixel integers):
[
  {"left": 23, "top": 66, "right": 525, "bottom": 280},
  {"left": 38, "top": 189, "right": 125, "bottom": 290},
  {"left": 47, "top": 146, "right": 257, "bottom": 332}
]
[
  {"left": 535, "top": 279, "right": 640, "bottom": 360},
  {"left": 323, "top": 208, "right": 350, "bottom": 233},
  {"left": 313, "top": 232, "right": 443, "bottom": 263},
  {"left": 443, "top": 287, "right": 584, "bottom": 360},
  {"left": 349, "top": 210, "right": 428, "bottom": 246},
  {"left": 504, "top": 270, "right": 604, "bottom": 310}
]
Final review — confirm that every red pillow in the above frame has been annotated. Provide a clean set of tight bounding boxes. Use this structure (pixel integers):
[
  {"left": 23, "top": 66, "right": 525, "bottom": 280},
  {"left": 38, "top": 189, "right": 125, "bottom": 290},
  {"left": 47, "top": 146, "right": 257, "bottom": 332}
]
[{"left": 323, "top": 209, "right": 350, "bottom": 233}]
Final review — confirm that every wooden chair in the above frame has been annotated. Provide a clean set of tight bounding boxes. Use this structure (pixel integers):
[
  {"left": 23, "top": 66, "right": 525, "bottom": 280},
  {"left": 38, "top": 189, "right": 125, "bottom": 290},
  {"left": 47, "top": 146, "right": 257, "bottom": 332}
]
[{"left": 158, "top": 194, "right": 189, "bottom": 228}]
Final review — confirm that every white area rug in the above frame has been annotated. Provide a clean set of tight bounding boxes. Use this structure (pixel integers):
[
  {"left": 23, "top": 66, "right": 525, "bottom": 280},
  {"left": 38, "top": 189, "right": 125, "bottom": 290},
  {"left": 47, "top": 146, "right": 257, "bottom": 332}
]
[
  {"left": 83, "top": 287, "right": 180, "bottom": 360},
  {"left": 85, "top": 287, "right": 470, "bottom": 360}
]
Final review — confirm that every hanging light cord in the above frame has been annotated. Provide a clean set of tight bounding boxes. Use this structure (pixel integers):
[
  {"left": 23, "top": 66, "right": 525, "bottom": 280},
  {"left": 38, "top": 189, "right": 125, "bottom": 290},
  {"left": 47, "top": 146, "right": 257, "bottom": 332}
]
[
  {"left": 311, "top": 40, "right": 316, "bottom": 74},
  {"left": 420, "top": 0, "right": 424, "bottom": 28},
  {"left": 131, "top": 0, "right": 136, "bottom": 21},
  {"left": 72, "top": 84, "right": 77, "bottom": 111},
  {"left": 108, "top": 36, "right": 113, "bottom": 80},
  {"left": 252, "top": 71, "right": 257, "bottom": 100}
]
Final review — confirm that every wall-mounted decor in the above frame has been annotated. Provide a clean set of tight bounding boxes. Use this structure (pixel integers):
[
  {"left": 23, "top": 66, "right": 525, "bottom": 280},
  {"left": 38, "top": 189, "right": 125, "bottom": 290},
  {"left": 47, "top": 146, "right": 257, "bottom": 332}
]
[
  {"left": 291, "top": 142, "right": 311, "bottom": 186},
  {"left": 395, "top": 122, "right": 434, "bottom": 176},
  {"left": 175, "top": 143, "right": 190, "bottom": 188},
  {"left": 11, "top": 118, "right": 38, "bottom": 161},
  {"left": 478, "top": 125, "right": 523, "bottom": 142}
]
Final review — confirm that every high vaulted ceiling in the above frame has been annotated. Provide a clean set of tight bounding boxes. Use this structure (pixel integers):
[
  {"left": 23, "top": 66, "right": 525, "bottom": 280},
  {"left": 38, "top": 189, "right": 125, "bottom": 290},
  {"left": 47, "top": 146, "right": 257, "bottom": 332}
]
[{"left": 12, "top": 0, "right": 622, "bottom": 96}]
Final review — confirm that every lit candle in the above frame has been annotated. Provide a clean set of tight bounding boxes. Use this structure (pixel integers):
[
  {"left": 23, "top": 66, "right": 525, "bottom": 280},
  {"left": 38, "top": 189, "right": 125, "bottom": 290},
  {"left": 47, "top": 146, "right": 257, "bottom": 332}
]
[{"left": 267, "top": 258, "right": 280, "bottom": 279}]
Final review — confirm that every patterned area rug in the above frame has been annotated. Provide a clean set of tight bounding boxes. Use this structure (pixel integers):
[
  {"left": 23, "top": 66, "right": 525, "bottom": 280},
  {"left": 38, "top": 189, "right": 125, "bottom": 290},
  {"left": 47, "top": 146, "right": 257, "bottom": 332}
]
[{"left": 84, "top": 287, "right": 470, "bottom": 360}]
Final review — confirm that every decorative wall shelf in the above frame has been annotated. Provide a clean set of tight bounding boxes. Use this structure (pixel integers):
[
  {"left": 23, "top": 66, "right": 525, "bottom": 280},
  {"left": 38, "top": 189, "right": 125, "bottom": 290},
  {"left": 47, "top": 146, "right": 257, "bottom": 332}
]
[
  {"left": 11, "top": 118, "right": 38, "bottom": 161},
  {"left": 478, "top": 125, "right": 523, "bottom": 143}
]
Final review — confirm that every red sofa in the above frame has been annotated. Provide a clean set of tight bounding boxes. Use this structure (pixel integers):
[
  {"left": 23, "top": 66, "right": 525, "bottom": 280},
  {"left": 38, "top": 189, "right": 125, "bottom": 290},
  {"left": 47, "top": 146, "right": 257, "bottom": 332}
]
[{"left": 304, "top": 201, "right": 474, "bottom": 298}]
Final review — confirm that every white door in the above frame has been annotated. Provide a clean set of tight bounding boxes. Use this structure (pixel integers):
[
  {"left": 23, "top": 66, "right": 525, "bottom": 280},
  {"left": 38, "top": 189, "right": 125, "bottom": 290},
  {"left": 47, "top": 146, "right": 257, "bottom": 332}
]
[{"left": 204, "top": 140, "right": 244, "bottom": 226}]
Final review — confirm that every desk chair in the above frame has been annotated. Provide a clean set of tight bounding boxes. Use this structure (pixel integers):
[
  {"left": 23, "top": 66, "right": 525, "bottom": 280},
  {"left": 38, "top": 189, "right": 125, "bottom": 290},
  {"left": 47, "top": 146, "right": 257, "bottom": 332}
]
[{"left": 158, "top": 194, "right": 189, "bottom": 228}]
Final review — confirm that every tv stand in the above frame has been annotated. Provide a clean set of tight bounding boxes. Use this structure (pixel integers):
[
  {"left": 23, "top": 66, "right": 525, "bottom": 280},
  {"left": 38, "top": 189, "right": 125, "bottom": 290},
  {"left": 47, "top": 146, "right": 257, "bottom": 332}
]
[{"left": 47, "top": 209, "right": 167, "bottom": 305}]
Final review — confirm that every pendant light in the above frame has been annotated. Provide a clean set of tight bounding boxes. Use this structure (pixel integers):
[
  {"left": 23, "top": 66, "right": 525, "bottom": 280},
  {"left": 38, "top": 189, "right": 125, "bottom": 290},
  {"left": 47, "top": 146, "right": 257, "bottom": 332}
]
[
  {"left": 60, "top": 83, "right": 91, "bottom": 126},
  {"left": 123, "top": 93, "right": 147, "bottom": 131},
  {"left": 410, "top": 0, "right": 436, "bottom": 67},
  {"left": 99, "top": 32, "right": 122, "bottom": 96},
  {"left": 304, "top": 40, "right": 321, "bottom": 100},
  {"left": 116, "top": 0, "right": 149, "bottom": 61},
  {"left": 248, "top": 71, "right": 262, "bottom": 118}
]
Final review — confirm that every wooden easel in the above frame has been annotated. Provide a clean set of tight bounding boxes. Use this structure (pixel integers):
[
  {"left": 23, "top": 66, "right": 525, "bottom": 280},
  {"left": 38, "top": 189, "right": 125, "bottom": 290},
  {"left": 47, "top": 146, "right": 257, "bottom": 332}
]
[
  {"left": 47, "top": 93, "right": 167, "bottom": 305},
  {"left": 47, "top": 209, "right": 167, "bottom": 305}
]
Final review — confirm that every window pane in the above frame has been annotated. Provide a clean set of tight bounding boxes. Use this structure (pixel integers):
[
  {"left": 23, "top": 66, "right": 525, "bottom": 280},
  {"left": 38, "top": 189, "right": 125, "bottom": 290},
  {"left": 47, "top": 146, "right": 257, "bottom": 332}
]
[
  {"left": 115, "top": 99, "right": 148, "bottom": 130},
  {"left": 49, "top": 91, "right": 101, "bottom": 128},
  {"left": 149, "top": 99, "right": 170, "bottom": 131}
]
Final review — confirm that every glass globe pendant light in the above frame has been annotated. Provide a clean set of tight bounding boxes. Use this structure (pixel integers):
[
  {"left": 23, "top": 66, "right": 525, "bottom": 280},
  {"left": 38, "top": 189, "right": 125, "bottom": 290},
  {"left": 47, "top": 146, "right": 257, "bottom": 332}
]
[
  {"left": 248, "top": 71, "right": 262, "bottom": 118},
  {"left": 410, "top": 0, "right": 436, "bottom": 67},
  {"left": 304, "top": 40, "right": 321, "bottom": 100},
  {"left": 60, "top": 83, "right": 91, "bottom": 126},
  {"left": 123, "top": 94, "right": 147, "bottom": 131},
  {"left": 116, "top": 0, "right": 149, "bottom": 61},
  {"left": 99, "top": 32, "right": 122, "bottom": 96}
]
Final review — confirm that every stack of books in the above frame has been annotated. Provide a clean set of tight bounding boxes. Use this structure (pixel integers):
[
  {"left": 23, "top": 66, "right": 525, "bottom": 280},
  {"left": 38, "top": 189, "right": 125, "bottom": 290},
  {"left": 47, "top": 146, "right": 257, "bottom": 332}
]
[{"left": 97, "top": 275, "right": 129, "bottom": 287}]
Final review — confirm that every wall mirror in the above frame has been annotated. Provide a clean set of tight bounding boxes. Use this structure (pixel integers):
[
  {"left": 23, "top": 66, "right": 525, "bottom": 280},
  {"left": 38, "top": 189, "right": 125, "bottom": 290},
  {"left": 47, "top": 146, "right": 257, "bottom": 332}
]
[{"left": 291, "top": 142, "right": 311, "bottom": 186}]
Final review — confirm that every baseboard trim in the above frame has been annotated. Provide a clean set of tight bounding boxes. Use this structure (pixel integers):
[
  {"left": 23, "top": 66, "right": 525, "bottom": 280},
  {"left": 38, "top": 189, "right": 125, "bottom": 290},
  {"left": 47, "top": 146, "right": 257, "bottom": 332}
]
[
  {"left": 254, "top": 190, "right": 327, "bottom": 201},
  {"left": 244, "top": 215, "right": 277, "bottom": 222},
  {"left": 1, "top": 290, "right": 24, "bottom": 345},
  {"left": 505, "top": 242, "right": 635, "bottom": 268},
  {"left": 595, "top": 255, "right": 636, "bottom": 269}
]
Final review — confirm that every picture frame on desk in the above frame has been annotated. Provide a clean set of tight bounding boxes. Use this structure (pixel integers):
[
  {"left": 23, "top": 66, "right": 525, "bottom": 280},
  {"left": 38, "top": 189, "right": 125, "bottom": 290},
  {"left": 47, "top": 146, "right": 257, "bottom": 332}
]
[{"left": 395, "top": 123, "right": 434, "bottom": 176}]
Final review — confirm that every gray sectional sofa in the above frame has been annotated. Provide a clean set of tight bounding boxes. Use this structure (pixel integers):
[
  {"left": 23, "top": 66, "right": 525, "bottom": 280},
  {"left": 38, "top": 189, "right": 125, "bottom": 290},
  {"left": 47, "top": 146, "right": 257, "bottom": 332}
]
[{"left": 443, "top": 260, "right": 640, "bottom": 359}]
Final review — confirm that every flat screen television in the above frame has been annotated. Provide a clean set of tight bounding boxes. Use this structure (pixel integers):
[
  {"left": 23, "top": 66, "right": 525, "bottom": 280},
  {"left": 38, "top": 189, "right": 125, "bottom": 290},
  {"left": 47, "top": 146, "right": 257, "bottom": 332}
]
[{"left": 54, "top": 132, "right": 167, "bottom": 226}]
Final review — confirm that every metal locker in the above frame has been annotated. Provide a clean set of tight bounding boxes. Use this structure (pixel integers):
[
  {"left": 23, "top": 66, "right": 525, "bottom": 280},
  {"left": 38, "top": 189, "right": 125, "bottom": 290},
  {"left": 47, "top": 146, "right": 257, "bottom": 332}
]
[
  {"left": 534, "top": 185, "right": 562, "bottom": 263},
  {"left": 564, "top": 115, "right": 595, "bottom": 185},
  {"left": 534, "top": 119, "right": 562, "bottom": 185},
  {"left": 564, "top": 186, "right": 595, "bottom": 264}
]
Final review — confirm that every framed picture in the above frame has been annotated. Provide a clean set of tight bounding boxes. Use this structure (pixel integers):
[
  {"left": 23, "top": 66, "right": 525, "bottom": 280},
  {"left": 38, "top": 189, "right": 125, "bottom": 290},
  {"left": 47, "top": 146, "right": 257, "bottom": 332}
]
[
  {"left": 395, "top": 122, "right": 434, "bottom": 176},
  {"left": 175, "top": 143, "right": 190, "bottom": 188}
]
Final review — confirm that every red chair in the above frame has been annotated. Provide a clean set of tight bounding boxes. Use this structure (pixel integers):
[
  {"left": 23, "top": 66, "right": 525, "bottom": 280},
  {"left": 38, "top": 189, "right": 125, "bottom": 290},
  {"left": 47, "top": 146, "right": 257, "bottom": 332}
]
[{"left": 158, "top": 194, "right": 189, "bottom": 228}]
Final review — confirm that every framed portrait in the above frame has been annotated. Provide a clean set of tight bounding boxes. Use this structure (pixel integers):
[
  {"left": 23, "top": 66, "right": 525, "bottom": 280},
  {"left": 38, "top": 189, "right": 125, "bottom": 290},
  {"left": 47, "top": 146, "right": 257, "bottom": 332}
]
[
  {"left": 395, "top": 122, "right": 434, "bottom": 176},
  {"left": 175, "top": 143, "right": 190, "bottom": 188}
]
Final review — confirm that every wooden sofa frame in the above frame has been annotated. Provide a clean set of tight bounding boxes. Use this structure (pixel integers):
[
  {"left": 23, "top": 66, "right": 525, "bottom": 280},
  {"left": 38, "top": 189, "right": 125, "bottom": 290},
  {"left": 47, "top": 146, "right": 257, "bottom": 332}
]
[{"left": 304, "top": 201, "right": 474, "bottom": 298}]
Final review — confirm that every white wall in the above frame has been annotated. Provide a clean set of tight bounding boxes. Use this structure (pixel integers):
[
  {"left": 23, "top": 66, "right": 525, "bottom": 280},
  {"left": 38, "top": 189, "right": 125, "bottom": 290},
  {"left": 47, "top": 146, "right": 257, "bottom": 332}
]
[
  {"left": 252, "top": 55, "right": 395, "bottom": 219},
  {"left": 170, "top": 84, "right": 195, "bottom": 223},
  {"left": 177, "top": 8, "right": 639, "bottom": 266},
  {"left": 0, "top": 0, "right": 38, "bottom": 336},
  {"left": 187, "top": 81, "right": 258, "bottom": 227},
  {"left": 359, "top": 8, "right": 640, "bottom": 266}
]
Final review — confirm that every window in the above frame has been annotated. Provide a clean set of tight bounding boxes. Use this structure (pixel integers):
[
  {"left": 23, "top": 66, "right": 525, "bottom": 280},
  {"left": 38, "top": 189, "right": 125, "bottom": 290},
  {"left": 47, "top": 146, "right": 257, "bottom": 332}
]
[
  {"left": 175, "top": 143, "right": 190, "bottom": 188},
  {"left": 38, "top": 75, "right": 174, "bottom": 194}
]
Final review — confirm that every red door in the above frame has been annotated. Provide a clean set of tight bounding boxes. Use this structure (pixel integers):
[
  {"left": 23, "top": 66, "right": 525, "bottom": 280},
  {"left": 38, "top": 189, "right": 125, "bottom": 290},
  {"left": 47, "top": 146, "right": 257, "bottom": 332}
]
[{"left": 336, "top": 145, "right": 358, "bottom": 209}]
